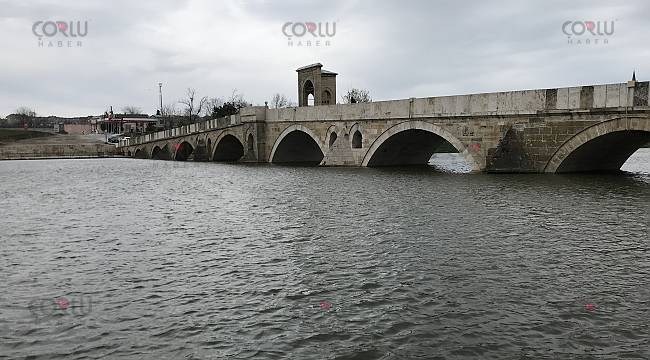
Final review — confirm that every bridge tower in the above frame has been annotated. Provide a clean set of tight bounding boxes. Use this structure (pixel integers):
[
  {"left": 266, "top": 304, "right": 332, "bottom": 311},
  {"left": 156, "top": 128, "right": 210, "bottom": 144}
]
[{"left": 297, "top": 63, "right": 337, "bottom": 106}]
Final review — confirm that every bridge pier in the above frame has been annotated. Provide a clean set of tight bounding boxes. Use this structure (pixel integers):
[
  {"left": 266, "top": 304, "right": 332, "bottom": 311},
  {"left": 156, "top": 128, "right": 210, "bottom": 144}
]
[
  {"left": 321, "top": 131, "right": 355, "bottom": 166},
  {"left": 192, "top": 138, "right": 210, "bottom": 162}
]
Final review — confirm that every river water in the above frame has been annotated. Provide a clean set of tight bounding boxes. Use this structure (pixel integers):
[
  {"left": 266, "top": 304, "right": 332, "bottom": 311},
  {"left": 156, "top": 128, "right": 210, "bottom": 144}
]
[{"left": 1, "top": 150, "right": 649, "bottom": 359}]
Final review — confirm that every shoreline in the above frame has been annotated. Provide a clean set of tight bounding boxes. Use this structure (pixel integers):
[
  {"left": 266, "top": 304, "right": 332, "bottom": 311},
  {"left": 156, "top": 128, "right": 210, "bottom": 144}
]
[
  {"left": 0, "top": 131, "right": 120, "bottom": 160},
  {"left": 0, "top": 155, "right": 125, "bottom": 161}
]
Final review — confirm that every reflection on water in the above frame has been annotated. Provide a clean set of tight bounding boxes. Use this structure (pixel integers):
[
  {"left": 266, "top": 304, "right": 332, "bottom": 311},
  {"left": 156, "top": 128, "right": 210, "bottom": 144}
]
[
  {"left": 430, "top": 148, "right": 650, "bottom": 176},
  {"left": 621, "top": 148, "right": 650, "bottom": 177},
  {"left": 0, "top": 149, "right": 648, "bottom": 359},
  {"left": 429, "top": 153, "right": 474, "bottom": 173}
]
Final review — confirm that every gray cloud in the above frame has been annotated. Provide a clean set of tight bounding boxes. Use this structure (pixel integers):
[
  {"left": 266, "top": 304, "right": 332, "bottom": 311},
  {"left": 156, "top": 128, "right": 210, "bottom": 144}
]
[{"left": 0, "top": 0, "right": 647, "bottom": 117}]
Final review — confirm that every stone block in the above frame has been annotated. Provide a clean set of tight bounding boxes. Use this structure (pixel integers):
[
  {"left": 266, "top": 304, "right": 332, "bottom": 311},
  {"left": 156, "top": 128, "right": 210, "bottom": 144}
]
[
  {"left": 620, "top": 85, "right": 629, "bottom": 107},
  {"left": 606, "top": 84, "right": 621, "bottom": 107},
  {"left": 545, "top": 89, "right": 557, "bottom": 109},
  {"left": 470, "top": 94, "right": 489, "bottom": 114},
  {"left": 497, "top": 92, "right": 514, "bottom": 112},
  {"left": 593, "top": 85, "right": 607, "bottom": 108},
  {"left": 568, "top": 87, "right": 581, "bottom": 109},
  {"left": 436, "top": 96, "right": 457, "bottom": 115},
  {"left": 557, "top": 88, "right": 569, "bottom": 109},
  {"left": 412, "top": 98, "right": 434, "bottom": 116},
  {"left": 456, "top": 95, "right": 470, "bottom": 115},
  {"left": 487, "top": 93, "right": 498, "bottom": 112},
  {"left": 633, "top": 81, "right": 649, "bottom": 106},
  {"left": 580, "top": 86, "right": 594, "bottom": 109}
]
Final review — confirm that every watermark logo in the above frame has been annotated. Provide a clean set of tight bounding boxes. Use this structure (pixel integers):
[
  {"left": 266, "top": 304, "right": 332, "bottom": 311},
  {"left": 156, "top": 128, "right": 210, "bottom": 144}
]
[
  {"left": 282, "top": 21, "right": 336, "bottom": 47},
  {"left": 32, "top": 20, "right": 89, "bottom": 48},
  {"left": 562, "top": 20, "right": 615, "bottom": 45},
  {"left": 27, "top": 295, "right": 92, "bottom": 322},
  {"left": 319, "top": 300, "right": 333, "bottom": 310}
]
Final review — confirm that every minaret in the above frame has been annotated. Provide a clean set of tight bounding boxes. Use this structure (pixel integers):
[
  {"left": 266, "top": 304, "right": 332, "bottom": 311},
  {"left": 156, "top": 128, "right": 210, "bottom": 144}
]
[{"left": 627, "top": 70, "right": 637, "bottom": 88}]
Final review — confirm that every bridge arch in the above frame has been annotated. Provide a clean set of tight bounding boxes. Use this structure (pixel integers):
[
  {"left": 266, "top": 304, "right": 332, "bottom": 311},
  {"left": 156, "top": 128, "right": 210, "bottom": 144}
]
[
  {"left": 134, "top": 148, "right": 147, "bottom": 159},
  {"left": 151, "top": 144, "right": 171, "bottom": 160},
  {"left": 302, "top": 80, "right": 315, "bottom": 106},
  {"left": 269, "top": 124, "right": 325, "bottom": 165},
  {"left": 326, "top": 125, "right": 339, "bottom": 148},
  {"left": 322, "top": 89, "right": 332, "bottom": 105},
  {"left": 352, "top": 130, "right": 363, "bottom": 148},
  {"left": 246, "top": 133, "right": 255, "bottom": 158},
  {"left": 174, "top": 141, "right": 194, "bottom": 161},
  {"left": 361, "top": 120, "right": 482, "bottom": 170},
  {"left": 349, "top": 123, "right": 363, "bottom": 149},
  {"left": 150, "top": 146, "right": 161, "bottom": 159},
  {"left": 544, "top": 117, "right": 650, "bottom": 173},
  {"left": 329, "top": 132, "right": 338, "bottom": 148},
  {"left": 212, "top": 131, "right": 244, "bottom": 162}
]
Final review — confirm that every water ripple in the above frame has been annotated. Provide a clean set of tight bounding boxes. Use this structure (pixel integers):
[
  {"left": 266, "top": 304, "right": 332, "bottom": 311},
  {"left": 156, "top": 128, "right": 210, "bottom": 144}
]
[{"left": 0, "top": 153, "right": 649, "bottom": 359}]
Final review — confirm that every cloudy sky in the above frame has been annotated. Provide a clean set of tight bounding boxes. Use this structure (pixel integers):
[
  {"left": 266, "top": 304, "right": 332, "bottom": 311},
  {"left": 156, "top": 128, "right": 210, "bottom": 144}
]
[{"left": 0, "top": 0, "right": 648, "bottom": 117}]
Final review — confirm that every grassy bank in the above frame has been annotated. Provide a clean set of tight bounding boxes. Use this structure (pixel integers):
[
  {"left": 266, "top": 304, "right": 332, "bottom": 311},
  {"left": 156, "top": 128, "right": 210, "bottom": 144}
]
[
  {"left": 0, "top": 129, "right": 53, "bottom": 145},
  {"left": 0, "top": 143, "right": 120, "bottom": 160}
]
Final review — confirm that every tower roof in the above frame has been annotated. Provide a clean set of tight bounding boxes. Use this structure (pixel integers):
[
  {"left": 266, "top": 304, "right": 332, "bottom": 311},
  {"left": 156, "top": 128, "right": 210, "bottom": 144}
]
[{"left": 296, "top": 63, "right": 323, "bottom": 72}]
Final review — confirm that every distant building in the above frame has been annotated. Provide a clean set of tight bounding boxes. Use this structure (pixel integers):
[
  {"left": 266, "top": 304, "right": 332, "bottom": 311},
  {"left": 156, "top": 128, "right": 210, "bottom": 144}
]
[
  {"left": 96, "top": 113, "right": 159, "bottom": 134},
  {"left": 3, "top": 114, "right": 97, "bottom": 129},
  {"left": 63, "top": 123, "right": 92, "bottom": 135},
  {"left": 5, "top": 114, "right": 22, "bottom": 127},
  {"left": 54, "top": 122, "right": 65, "bottom": 133}
]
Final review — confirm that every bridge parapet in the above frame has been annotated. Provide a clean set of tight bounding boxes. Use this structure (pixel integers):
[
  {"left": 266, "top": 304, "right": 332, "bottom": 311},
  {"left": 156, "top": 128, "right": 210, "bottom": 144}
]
[
  {"left": 240, "top": 106, "right": 267, "bottom": 122},
  {"left": 264, "top": 81, "right": 649, "bottom": 122},
  {"left": 121, "top": 114, "right": 242, "bottom": 147}
]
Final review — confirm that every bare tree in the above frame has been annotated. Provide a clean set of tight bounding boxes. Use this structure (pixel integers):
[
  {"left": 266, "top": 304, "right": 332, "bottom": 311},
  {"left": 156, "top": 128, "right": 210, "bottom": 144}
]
[
  {"left": 341, "top": 88, "right": 371, "bottom": 104},
  {"left": 228, "top": 89, "right": 249, "bottom": 108},
  {"left": 204, "top": 97, "right": 224, "bottom": 117},
  {"left": 178, "top": 88, "right": 208, "bottom": 125},
  {"left": 270, "top": 93, "right": 295, "bottom": 108},
  {"left": 16, "top": 106, "right": 36, "bottom": 117},
  {"left": 161, "top": 103, "right": 179, "bottom": 117},
  {"left": 14, "top": 106, "right": 37, "bottom": 128},
  {"left": 121, "top": 106, "right": 142, "bottom": 115},
  {"left": 159, "top": 103, "right": 181, "bottom": 129}
]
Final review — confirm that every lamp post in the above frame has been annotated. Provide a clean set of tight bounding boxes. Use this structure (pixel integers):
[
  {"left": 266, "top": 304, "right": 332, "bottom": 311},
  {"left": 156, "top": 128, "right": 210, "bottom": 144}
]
[{"left": 158, "top": 82, "right": 165, "bottom": 129}]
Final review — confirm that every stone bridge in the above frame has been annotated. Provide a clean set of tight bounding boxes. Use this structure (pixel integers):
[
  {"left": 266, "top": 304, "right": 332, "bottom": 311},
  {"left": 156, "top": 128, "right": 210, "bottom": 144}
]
[{"left": 122, "top": 79, "right": 650, "bottom": 173}]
